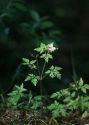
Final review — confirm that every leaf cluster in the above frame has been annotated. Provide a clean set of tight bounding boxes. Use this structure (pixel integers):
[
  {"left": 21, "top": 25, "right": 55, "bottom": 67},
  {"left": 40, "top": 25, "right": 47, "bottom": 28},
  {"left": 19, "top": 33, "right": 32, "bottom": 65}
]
[
  {"left": 7, "top": 83, "right": 26, "bottom": 108},
  {"left": 48, "top": 78, "right": 89, "bottom": 118},
  {"left": 48, "top": 100, "right": 67, "bottom": 118},
  {"left": 45, "top": 66, "right": 62, "bottom": 79},
  {"left": 22, "top": 43, "right": 62, "bottom": 86}
]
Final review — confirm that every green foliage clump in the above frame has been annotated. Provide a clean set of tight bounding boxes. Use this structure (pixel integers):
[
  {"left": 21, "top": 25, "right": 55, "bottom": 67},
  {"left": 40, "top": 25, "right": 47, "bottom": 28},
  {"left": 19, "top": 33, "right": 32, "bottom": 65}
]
[
  {"left": 48, "top": 78, "right": 89, "bottom": 119},
  {"left": 48, "top": 100, "right": 67, "bottom": 118},
  {"left": 45, "top": 66, "right": 62, "bottom": 79},
  {"left": 7, "top": 83, "right": 26, "bottom": 108},
  {"left": 64, "top": 78, "right": 89, "bottom": 111}
]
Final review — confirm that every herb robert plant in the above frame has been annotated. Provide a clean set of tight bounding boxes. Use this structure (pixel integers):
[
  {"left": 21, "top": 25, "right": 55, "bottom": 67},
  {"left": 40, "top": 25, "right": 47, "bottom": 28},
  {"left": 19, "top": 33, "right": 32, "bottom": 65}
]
[{"left": 22, "top": 43, "right": 62, "bottom": 90}]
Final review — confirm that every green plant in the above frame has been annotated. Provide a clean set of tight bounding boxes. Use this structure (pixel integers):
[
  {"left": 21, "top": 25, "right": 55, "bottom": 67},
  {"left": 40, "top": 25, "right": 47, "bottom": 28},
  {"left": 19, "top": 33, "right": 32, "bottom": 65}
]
[
  {"left": 64, "top": 78, "right": 89, "bottom": 111},
  {"left": 49, "top": 78, "right": 89, "bottom": 119},
  {"left": 30, "top": 95, "right": 43, "bottom": 110},
  {"left": 7, "top": 83, "right": 26, "bottom": 109},
  {"left": 21, "top": 42, "right": 62, "bottom": 112},
  {"left": 48, "top": 100, "right": 67, "bottom": 118},
  {"left": 48, "top": 89, "right": 69, "bottom": 119},
  {"left": 22, "top": 43, "right": 62, "bottom": 94}
]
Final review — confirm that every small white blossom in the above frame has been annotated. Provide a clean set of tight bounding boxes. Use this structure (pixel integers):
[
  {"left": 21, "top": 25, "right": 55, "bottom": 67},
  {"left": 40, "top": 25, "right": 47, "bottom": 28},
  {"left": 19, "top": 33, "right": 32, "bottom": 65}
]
[{"left": 47, "top": 43, "right": 57, "bottom": 52}]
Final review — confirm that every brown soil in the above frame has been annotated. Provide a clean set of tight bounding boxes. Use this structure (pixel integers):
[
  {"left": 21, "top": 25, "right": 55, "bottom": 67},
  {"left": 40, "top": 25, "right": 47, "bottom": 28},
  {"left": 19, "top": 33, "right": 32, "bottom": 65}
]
[{"left": 0, "top": 109, "right": 89, "bottom": 125}]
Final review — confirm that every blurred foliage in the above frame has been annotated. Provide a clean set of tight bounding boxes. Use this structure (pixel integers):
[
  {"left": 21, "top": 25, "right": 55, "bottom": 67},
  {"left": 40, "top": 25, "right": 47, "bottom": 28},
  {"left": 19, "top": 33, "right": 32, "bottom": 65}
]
[{"left": 0, "top": 0, "right": 89, "bottom": 92}]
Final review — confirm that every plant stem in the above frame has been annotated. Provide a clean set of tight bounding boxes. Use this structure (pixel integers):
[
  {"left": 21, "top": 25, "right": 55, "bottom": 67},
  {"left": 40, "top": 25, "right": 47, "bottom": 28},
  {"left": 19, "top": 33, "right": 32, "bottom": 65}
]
[
  {"left": 40, "top": 61, "right": 46, "bottom": 113},
  {"left": 36, "top": 55, "right": 41, "bottom": 77},
  {"left": 36, "top": 55, "right": 47, "bottom": 112},
  {"left": 39, "top": 80, "right": 43, "bottom": 96},
  {"left": 39, "top": 61, "right": 46, "bottom": 95},
  {"left": 41, "top": 61, "right": 46, "bottom": 80},
  {"left": 36, "top": 55, "right": 44, "bottom": 96}
]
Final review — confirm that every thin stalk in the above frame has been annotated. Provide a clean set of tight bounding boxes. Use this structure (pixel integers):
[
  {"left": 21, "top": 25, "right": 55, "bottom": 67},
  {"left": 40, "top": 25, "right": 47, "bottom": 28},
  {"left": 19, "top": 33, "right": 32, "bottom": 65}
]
[
  {"left": 40, "top": 61, "right": 46, "bottom": 113},
  {"left": 36, "top": 55, "right": 41, "bottom": 77},
  {"left": 36, "top": 55, "right": 44, "bottom": 96},
  {"left": 39, "top": 80, "right": 43, "bottom": 97},
  {"left": 36, "top": 54, "right": 47, "bottom": 113},
  {"left": 39, "top": 61, "right": 46, "bottom": 96},
  {"left": 41, "top": 61, "right": 46, "bottom": 80}
]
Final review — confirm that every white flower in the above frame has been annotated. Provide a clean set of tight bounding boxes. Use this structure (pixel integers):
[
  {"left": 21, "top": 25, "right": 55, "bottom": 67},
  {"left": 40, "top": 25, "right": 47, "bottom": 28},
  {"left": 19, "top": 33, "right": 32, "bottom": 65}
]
[{"left": 47, "top": 43, "right": 57, "bottom": 52}]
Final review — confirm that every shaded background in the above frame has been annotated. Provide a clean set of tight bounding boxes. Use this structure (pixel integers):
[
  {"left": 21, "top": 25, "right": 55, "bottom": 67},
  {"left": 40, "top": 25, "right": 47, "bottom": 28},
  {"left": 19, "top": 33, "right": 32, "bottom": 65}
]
[{"left": 0, "top": 0, "right": 89, "bottom": 93}]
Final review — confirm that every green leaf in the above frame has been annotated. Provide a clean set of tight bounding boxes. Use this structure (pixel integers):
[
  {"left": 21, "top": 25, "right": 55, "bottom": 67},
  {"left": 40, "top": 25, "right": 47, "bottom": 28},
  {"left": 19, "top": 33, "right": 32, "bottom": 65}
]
[
  {"left": 25, "top": 75, "right": 32, "bottom": 81},
  {"left": 22, "top": 58, "right": 29, "bottom": 65},
  {"left": 30, "top": 60, "right": 36, "bottom": 64},
  {"left": 71, "top": 91, "right": 76, "bottom": 97},
  {"left": 31, "top": 78, "right": 38, "bottom": 86},
  {"left": 22, "top": 58, "right": 36, "bottom": 69},
  {"left": 40, "top": 53, "right": 53, "bottom": 62},
  {"left": 84, "top": 84, "right": 89, "bottom": 90},
  {"left": 79, "top": 96, "right": 89, "bottom": 111},
  {"left": 7, "top": 83, "right": 26, "bottom": 108},
  {"left": 25, "top": 74, "right": 39, "bottom": 86},
  {"left": 34, "top": 43, "right": 47, "bottom": 54},
  {"left": 30, "top": 96, "right": 42, "bottom": 110},
  {"left": 64, "top": 96, "right": 72, "bottom": 103},
  {"left": 45, "top": 66, "right": 62, "bottom": 79},
  {"left": 81, "top": 87, "right": 87, "bottom": 94},
  {"left": 79, "top": 78, "right": 84, "bottom": 86},
  {"left": 15, "top": 83, "right": 27, "bottom": 93},
  {"left": 51, "top": 91, "right": 62, "bottom": 99},
  {"left": 29, "top": 60, "right": 37, "bottom": 69},
  {"left": 48, "top": 101, "right": 67, "bottom": 118}
]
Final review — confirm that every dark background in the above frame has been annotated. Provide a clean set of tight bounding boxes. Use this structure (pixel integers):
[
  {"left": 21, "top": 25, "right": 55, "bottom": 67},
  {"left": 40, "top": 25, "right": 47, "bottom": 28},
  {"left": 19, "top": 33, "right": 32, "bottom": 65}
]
[{"left": 0, "top": 0, "right": 89, "bottom": 93}]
